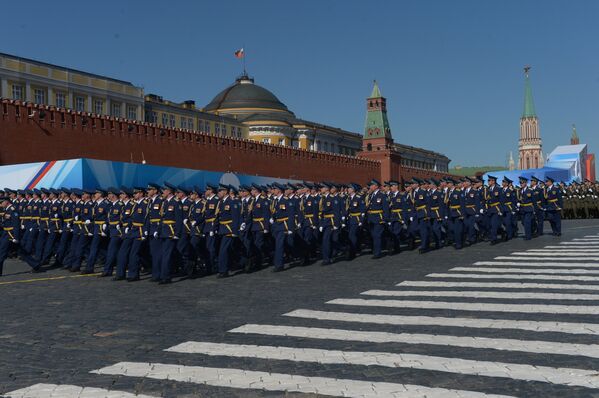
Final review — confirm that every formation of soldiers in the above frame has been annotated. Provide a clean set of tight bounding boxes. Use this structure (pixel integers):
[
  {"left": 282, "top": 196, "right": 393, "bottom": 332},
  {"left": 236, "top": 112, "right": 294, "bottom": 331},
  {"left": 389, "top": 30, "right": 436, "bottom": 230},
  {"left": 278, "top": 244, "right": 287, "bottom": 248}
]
[
  {"left": 561, "top": 180, "right": 599, "bottom": 219},
  {"left": 0, "top": 174, "right": 594, "bottom": 283}
]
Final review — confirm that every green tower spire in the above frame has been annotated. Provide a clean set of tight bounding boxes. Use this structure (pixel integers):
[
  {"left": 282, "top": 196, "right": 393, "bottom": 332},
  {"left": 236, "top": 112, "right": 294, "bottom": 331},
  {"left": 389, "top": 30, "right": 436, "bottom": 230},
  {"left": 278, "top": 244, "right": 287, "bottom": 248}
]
[
  {"left": 364, "top": 80, "right": 392, "bottom": 141},
  {"left": 522, "top": 66, "right": 536, "bottom": 118}
]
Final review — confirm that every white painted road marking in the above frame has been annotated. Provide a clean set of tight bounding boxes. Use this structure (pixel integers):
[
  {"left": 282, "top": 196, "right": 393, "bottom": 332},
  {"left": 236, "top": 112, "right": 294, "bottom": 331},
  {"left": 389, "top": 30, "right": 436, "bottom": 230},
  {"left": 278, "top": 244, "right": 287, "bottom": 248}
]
[
  {"left": 510, "top": 252, "right": 599, "bottom": 257},
  {"left": 451, "top": 267, "right": 599, "bottom": 275},
  {"left": 560, "top": 242, "right": 599, "bottom": 245},
  {"left": 427, "top": 273, "right": 599, "bottom": 281},
  {"left": 3, "top": 383, "right": 158, "bottom": 398},
  {"left": 327, "top": 298, "right": 599, "bottom": 315},
  {"left": 398, "top": 280, "right": 599, "bottom": 291},
  {"left": 284, "top": 308, "right": 599, "bottom": 335},
  {"left": 536, "top": 247, "right": 599, "bottom": 251},
  {"left": 230, "top": 324, "right": 599, "bottom": 358},
  {"left": 165, "top": 341, "right": 599, "bottom": 389},
  {"left": 91, "top": 362, "right": 515, "bottom": 398},
  {"left": 361, "top": 289, "right": 599, "bottom": 301},
  {"left": 490, "top": 258, "right": 599, "bottom": 264}
]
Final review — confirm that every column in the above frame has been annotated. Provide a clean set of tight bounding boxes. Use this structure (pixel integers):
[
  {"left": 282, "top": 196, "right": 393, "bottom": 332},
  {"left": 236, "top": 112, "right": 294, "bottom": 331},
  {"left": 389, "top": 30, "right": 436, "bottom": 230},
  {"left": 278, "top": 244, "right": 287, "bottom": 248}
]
[
  {"left": 136, "top": 104, "right": 142, "bottom": 121},
  {"left": 87, "top": 95, "right": 93, "bottom": 113},
  {"left": 0, "top": 78, "right": 7, "bottom": 98},
  {"left": 25, "top": 82, "right": 32, "bottom": 102},
  {"left": 106, "top": 98, "right": 111, "bottom": 116},
  {"left": 48, "top": 87, "right": 54, "bottom": 106},
  {"left": 121, "top": 101, "right": 126, "bottom": 118}
]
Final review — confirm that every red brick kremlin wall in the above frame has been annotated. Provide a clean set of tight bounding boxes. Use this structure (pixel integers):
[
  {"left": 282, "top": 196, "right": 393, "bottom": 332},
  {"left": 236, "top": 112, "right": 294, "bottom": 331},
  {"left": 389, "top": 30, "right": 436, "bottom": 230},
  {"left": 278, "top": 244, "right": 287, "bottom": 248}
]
[{"left": 0, "top": 100, "right": 450, "bottom": 184}]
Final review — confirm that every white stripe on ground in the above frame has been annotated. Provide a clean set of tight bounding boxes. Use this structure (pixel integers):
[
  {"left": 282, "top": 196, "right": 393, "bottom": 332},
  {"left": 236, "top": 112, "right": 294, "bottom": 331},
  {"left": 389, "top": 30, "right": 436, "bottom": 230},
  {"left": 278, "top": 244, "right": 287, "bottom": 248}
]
[
  {"left": 536, "top": 247, "right": 599, "bottom": 251},
  {"left": 284, "top": 308, "right": 599, "bottom": 335},
  {"left": 91, "top": 362, "right": 515, "bottom": 398},
  {"left": 490, "top": 256, "right": 599, "bottom": 267},
  {"left": 427, "top": 273, "right": 599, "bottom": 281},
  {"left": 326, "top": 298, "right": 599, "bottom": 315},
  {"left": 560, "top": 242, "right": 599, "bottom": 245},
  {"left": 165, "top": 341, "right": 599, "bottom": 389},
  {"left": 229, "top": 324, "right": 599, "bottom": 358},
  {"left": 573, "top": 238, "right": 599, "bottom": 241},
  {"left": 361, "top": 289, "right": 599, "bottom": 301},
  {"left": 398, "top": 280, "right": 599, "bottom": 291},
  {"left": 3, "top": 383, "right": 158, "bottom": 398},
  {"left": 492, "top": 256, "right": 599, "bottom": 267},
  {"left": 510, "top": 252, "right": 599, "bottom": 257},
  {"left": 451, "top": 267, "right": 599, "bottom": 275}
]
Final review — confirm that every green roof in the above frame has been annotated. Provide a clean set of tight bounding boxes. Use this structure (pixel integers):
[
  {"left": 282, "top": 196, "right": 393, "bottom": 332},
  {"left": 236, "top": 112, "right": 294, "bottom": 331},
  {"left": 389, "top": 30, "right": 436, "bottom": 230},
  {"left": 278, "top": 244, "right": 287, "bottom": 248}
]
[
  {"left": 522, "top": 72, "right": 536, "bottom": 118},
  {"left": 370, "top": 80, "right": 382, "bottom": 98}
]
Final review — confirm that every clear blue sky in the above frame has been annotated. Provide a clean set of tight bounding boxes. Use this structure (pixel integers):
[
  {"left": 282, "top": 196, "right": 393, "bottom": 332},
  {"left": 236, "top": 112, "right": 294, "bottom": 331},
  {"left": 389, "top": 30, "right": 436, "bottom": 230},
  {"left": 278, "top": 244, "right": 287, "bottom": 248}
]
[{"left": 2, "top": 0, "right": 598, "bottom": 166}]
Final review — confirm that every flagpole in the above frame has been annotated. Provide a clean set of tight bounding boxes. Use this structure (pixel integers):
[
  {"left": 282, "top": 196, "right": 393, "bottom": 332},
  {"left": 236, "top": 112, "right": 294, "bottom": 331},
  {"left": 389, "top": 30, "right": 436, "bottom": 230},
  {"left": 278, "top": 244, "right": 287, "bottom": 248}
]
[{"left": 243, "top": 44, "right": 246, "bottom": 76}]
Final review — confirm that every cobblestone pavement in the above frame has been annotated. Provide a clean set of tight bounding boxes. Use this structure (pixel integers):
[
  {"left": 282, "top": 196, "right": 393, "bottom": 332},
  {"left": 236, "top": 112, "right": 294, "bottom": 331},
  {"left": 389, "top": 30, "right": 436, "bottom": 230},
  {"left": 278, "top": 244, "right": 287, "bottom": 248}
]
[{"left": 2, "top": 220, "right": 599, "bottom": 397}]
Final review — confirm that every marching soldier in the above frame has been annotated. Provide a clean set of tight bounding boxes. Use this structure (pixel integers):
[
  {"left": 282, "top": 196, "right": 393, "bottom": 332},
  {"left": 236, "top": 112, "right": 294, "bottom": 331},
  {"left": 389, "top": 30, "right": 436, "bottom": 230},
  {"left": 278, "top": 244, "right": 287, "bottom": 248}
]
[
  {"left": 249, "top": 184, "right": 270, "bottom": 269},
  {"left": 188, "top": 186, "right": 205, "bottom": 277},
  {"left": 484, "top": 175, "right": 503, "bottom": 245},
  {"left": 158, "top": 183, "right": 182, "bottom": 284},
  {"left": 346, "top": 183, "right": 365, "bottom": 259},
  {"left": 146, "top": 183, "right": 163, "bottom": 282},
  {"left": 113, "top": 187, "right": 135, "bottom": 280},
  {"left": 530, "top": 176, "right": 545, "bottom": 236},
  {"left": 544, "top": 176, "right": 562, "bottom": 236},
  {"left": 270, "top": 182, "right": 294, "bottom": 272},
  {"left": 125, "top": 187, "right": 148, "bottom": 282},
  {"left": 517, "top": 176, "right": 534, "bottom": 240},
  {"left": 412, "top": 179, "right": 432, "bottom": 253},
  {"left": 319, "top": 182, "right": 342, "bottom": 265},
  {"left": 101, "top": 187, "right": 123, "bottom": 278},
  {"left": 501, "top": 177, "right": 517, "bottom": 240},
  {"left": 83, "top": 189, "right": 109, "bottom": 274},
  {"left": 202, "top": 183, "right": 219, "bottom": 275},
  {"left": 216, "top": 184, "right": 240, "bottom": 278},
  {"left": 365, "top": 179, "right": 389, "bottom": 259},
  {"left": 387, "top": 181, "right": 404, "bottom": 254},
  {"left": 445, "top": 178, "right": 465, "bottom": 249},
  {"left": 0, "top": 196, "right": 19, "bottom": 276}
]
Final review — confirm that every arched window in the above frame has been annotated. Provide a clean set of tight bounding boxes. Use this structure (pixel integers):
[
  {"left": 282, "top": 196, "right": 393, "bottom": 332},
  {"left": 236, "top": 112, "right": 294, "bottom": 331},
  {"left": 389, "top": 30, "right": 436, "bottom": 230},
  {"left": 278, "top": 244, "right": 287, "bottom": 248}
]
[{"left": 526, "top": 155, "right": 530, "bottom": 169}]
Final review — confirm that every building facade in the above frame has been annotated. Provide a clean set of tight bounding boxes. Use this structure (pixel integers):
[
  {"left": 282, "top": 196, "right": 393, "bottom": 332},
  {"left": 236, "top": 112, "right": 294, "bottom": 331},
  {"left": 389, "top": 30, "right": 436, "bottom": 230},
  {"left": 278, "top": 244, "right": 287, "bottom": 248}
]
[
  {"left": 518, "top": 66, "right": 543, "bottom": 170},
  {"left": 144, "top": 95, "right": 246, "bottom": 139},
  {"left": 0, "top": 52, "right": 143, "bottom": 120}
]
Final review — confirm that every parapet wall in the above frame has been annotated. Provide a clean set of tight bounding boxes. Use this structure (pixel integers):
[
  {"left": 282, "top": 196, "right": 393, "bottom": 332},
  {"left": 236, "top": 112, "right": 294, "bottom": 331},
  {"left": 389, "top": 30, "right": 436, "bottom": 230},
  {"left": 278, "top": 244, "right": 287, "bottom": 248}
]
[{"left": 0, "top": 100, "right": 380, "bottom": 183}]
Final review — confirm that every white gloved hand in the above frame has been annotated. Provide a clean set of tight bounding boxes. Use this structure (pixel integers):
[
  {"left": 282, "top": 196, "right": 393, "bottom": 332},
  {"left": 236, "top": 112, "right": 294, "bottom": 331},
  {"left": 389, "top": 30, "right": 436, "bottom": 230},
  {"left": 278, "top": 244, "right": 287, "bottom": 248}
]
[
  {"left": 286, "top": 230, "right": 293, "bottom": 235},
  {"left": 240, "top": 222, "right": 246, "bottom": 231},
  {"left": 54, "top": 214, "right": 58, "bottom": 218},
  {"left": 358, "top": 222, "right": 362, "bottom": 227},
  {"left": 102, "top": 224, "right": 107, "bottom": 231},
  {"left": 333, "top": 226, "right": 338, "bottom": 231},
  {"left": 85, "top": 219, "right": 91, "bottom": 225},
  {"left": 116, "top": 224, "right": 121, "bottom": 231},
  {"left": 11, "top": 239, "right": 18, "bottom": 244},
  {"left": 58, "top": 230, "right": 63, "bottom": 233},
  {"left": 191, "top": 220, "right": 197, "bottom": 226},
  {"left": 66, "top": 223, "right": 71, "bottom": 229},
  {"left": 21, "top": 225, "right": 25, "bottom": 230},
  {"left": 516, "top": 202, "right": 521, "bottom": 207},
  {"left": 388, "top": 222, "right": 392, "bottom": 226},
  {"left": 479, "top": 209, "right": 484, "bottom": 214},
  {"left": 29, "top": 228, "right": 33, "bottom": 232},
  {"left": 409, "top": 217, "right": 414, "bottom": 222},
  {"left": 263, "top": 229, "right": 268, "bottom": 234},
  {"left": 319, "top": 226, "right": 323, "bottom": 232},
  {"left": 444, "top": 216, "right": 448, "bottom": 220},
  {"left": 173, "top": 235, "right": 179, "bottom": 240},
  {"left": 144, "top": 230, "right": 148, "bottom": 236},
  {"left": 125, "top": 227, "right": 130, "bottom": 234},
  {"left": 183, "top": 218, "right": 188, "bottom": 225},
  {"left": 153, "top": 231, "right": 158, "bottom": 238},
  {"left": 269, "top": 218, "right": 274, "bottom": 224},
  {"left": 341, "top": 216, "right": 346, "bottom": 221},
  {"left": 209, "top": 231, "right": 214, "bottom": 237},
  {"left": 74, "top": 215, "right": 79, "bottom": 221},
  {"left": 341, "top": 224, "right": 346, "bottom": 228}
]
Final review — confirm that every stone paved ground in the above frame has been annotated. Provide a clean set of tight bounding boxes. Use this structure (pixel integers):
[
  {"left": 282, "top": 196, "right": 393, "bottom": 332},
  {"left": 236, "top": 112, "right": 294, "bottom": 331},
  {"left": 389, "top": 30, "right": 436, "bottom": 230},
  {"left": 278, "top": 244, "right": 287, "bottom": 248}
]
[{"left": 1, "top": 219, "right": 599, "bottom": 397}]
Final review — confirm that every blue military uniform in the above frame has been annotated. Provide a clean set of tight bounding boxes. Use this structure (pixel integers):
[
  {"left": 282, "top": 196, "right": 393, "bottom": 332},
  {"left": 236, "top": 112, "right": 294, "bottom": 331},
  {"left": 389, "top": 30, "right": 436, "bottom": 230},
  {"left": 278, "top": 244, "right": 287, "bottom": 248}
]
[
  {"left": 387, "top": 182, "right": 406, "bottom": 254},
  {"left": 102, "top": 188, "right": 123, "bottom": 277},
  {"left": 412, "top": 180, "right": 432, "bottom": 252},
  {"left": 544, "top": 177, "right": 562, "bottom": 236},
  {"left": 146, "top": 183, "right": 163, "bottom": 281},
  {"left": 55, "top": 189, "right": 74, "bottom": 266},
  {"left": 270, "top": 183, "right": 295, "bottom": 270},
  {"left": 346, "top": 184, "right": 365, "bottom": 259},
  {"left": 531, "top": 177, "right": 546, "bottom": 236},
  {"left": 518, "top": 177, "right": 535, "bottom": 240},
  {"left": 216, "top": 185, "right": 241, "bottom": 276},
  {"left": 320, "top": 185, "right": 343, "bottom": 265},
  {"left": 0, "top": 199, "right": 20, "bottom": 275},
  {"left": 159, "top": 184, "right": 182, "bottom": 283},
  {"left": 446, "top": 181, "right": 465, "bottom": 249},
  {"left": 429, "top": 184, "right": 446, "bottom": 249},
  {"left": 365, "top": 180, "right": 390, "bottom": 258},
  {"left": 84, "top": 191, "right": 110, "bottom": 273},
  {"left": 115, "top": 190, "right": 135, "bottom": 279},
  {"left": 125, "top": 190, "right": 149, "bottom": 281},
  {"left": 250, "top": 185, "right": 271, "bottom": 268},
  {"left": 501, "top": 177, "right": 517, "bottom": 240},
  {"left": 202, "top": 184, "right": 220, "bottom": 274},
  {"left": 188, "top": 186, "right": 205, "bottom": 275},
  {"left": 484, "top": 176, "right": 503, "bottom": 244}
]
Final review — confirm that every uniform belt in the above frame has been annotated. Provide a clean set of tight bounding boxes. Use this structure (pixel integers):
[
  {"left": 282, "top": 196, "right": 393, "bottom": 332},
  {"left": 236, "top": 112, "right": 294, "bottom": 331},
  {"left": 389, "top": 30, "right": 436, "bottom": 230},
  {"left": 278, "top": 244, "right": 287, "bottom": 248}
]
[
  {"left": 391, "top": 209, "right": 402, "bottom": 213},
  {"left": 466, "top": 205, "right": 475, "bottom": 208},
  {"left": 132, "top": 222, "right": 144, "bottom": 227},
  {"left": 548, "top": 199, "right": 558, "bottom": 203},
  {"left": 40, "top": 217, "right": 49, "bottom": 221},
  {"left": 63, "top": 218, "right": 73, "bottom": 222},
  {"left": 350, "top": 212, "right": 362, "bottom": 216},
  {"left": 276, "top": 217, "right": 288, "bottom": 222},
  {"left": 253, "top": 218, "right": 265, "bottom": 221},
  {"left": 489, "top": 202, "right": 500, "bottom": 207},
  {"left": 50, "top": 218, "right": 60, "bottom": 221},
  {"left": 205, "top": 217, "right": 216, "bottom": 222},
  {"left": 74, "top": 221, "right": 83, "bottom": 224},
  {"left": 94, "top": 221, "right": 105, "bottom": 225},
  {"left": 450, "top": 205, "right": 461, "bottom": 209},
  {"left": 416, "top": 205, "right": 426, "bottom": 210},
  {"left": 521, "top": 203, "right": 533, "bottom": 206},
  {"left": 220, "top": 220, "right": 232, "bottom": 224},
  {"left": 431, "top": 206, "right": 440, "bottom": 210},
  {"left": 367, "top": 210, "right": 383, "bottom": 214},
  {"left": 109, "top": 221, "right": 120, "bottom": 225},
  {"left": 303, "top": 214, "right": 314, "bottom": 218},
  {"left": 323, "top": 214, "right": 335, "bottom": 218},
  {"left": 536, "top": 201, "right": 542, "bottom": 204},
  {"left": 3, "top": 227, "right": 14, "bottom": 231},
  {"left": 20, "top": 216, "right": 31, "bottom": 220},
  {"left": 32, "top": 217, "right": 40, "bottom": 220},
  {"left": 150, "top": 218, "right": 161, "bottom": 223},
  {"left": 163, "top": 220, "right": 176, "bottom": 224}
]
